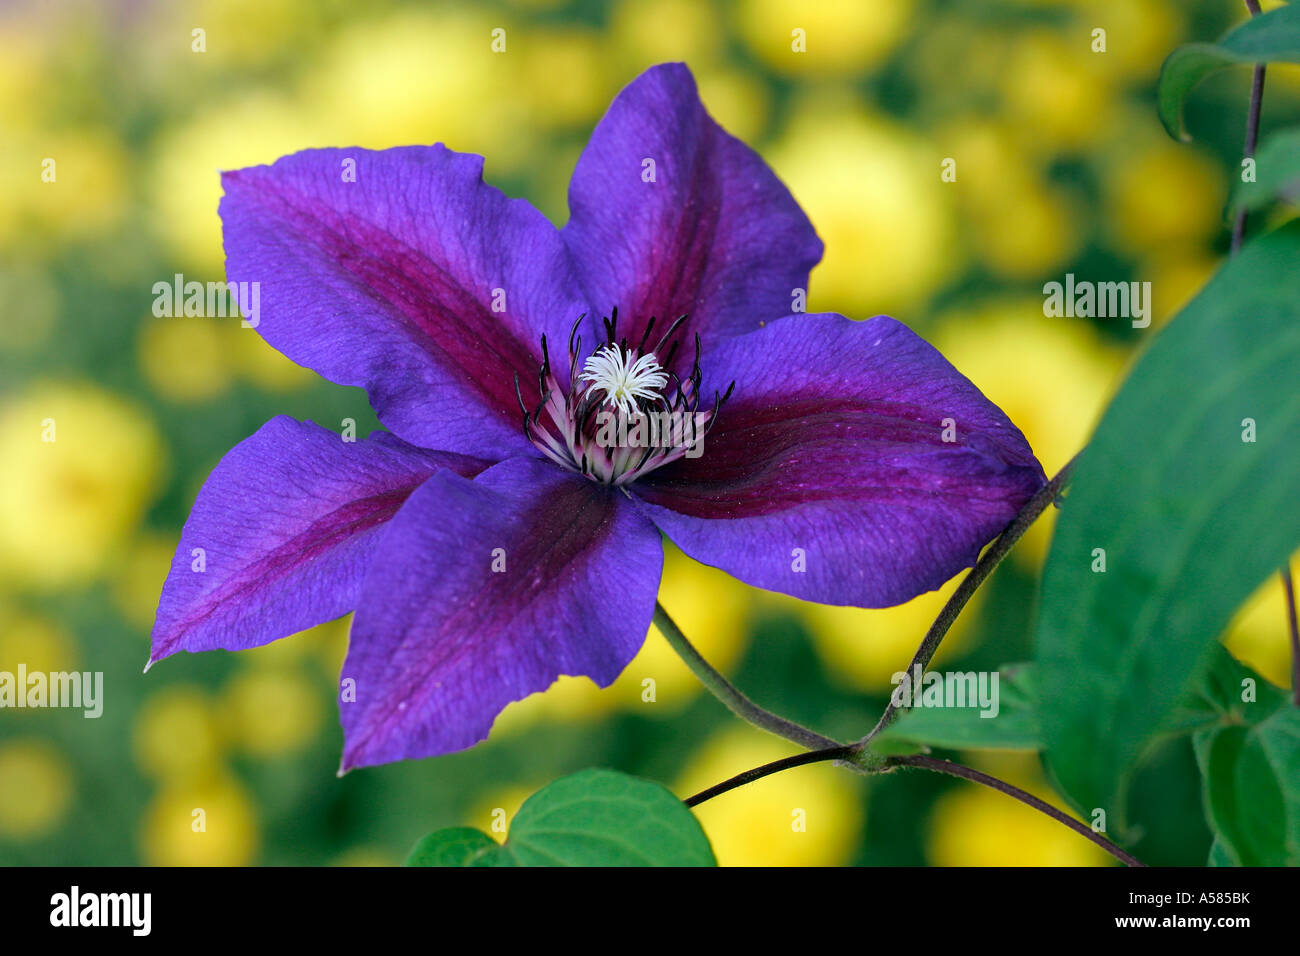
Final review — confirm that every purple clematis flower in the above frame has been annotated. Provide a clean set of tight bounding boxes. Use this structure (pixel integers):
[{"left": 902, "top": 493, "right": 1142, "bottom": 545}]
[{"left": 149, "top": 63, "right": 1045, "bottom": 770}]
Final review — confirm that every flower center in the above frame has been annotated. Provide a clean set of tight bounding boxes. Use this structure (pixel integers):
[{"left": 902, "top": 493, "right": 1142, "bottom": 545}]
[
  {"left": 517, "top": 308, "right": 732, "bottom": 486},
  {"left": 579, "top": 345, "right": 670, "bottom": 417}
]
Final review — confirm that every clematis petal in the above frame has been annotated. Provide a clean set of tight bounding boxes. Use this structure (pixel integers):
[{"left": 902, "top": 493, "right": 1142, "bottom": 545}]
[
  {"left": 149, "top": 417, "right": 486, "bottom": 665},
  {"left": 562, "top": 62, "right": 823, "bottom": 358},
  {"left": 220, "top": 145, "right": 588, "bottom": 460},
  {"left": 631, "top": 313, "right": 1046, "bottom": 608},
  {"left": 340, "top": 457, "right": 662, "bottom": 769}
]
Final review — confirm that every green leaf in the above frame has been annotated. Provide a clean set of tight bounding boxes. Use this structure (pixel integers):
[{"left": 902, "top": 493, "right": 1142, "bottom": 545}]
[
  {"left": 406, "top": 827, "right": 499, "bottom": 866},
  {"left": 1163, "top": 643, "right": 1289, "bottom": 735},
  {"left": 869, "top": 649, "right": 1277, "bottom": 757},
  {"left": 1207, "top": 837, "right": 1236, "bottom": 867},
  {"left": 1229, "top": 126, "right": 1300, "bottom": 217},
  {"left": 1158, "top": 3, "right": 1300, "bottom": 140},
  {"left": 405, "top": 769, "right": 716, "bottom": 867},
  {"left": 1035, "top": 222, "right": 1300, "bottom": 827},
  {"left": 870, "top": 664, "right": 1041, "bottom": 753},
  {"left": 1196, "top": 709, "right": 1300, "bottom": 866}
]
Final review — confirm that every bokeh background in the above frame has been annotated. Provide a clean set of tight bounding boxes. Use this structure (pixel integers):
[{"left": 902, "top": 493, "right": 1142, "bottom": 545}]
[{"left": 2, "top": 0, "right": 1297, "bottom": 866}]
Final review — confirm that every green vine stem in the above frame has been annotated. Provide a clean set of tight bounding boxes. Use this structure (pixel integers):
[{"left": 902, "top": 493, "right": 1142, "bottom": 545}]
[
  {"left": 682, "top": 745, "right": 1145, "bottom": 867},
  {"left": 853, "top": 452, "right": 1079, "bottom": 748},
  {"left": 1230, "top": 0, "right": 1266, "bottom": 254},
  {"left": 684, "top": 744, "right": 857, "bottom": 807},
  {"left": 652, "top": 602, "right": 840, "bottom": 751},
  {"left": 1229, "top": 0, "right": 1299, "bottom": 704},
  {"left": 887, "top": 755, "right": 1146, "bottom": 867}
]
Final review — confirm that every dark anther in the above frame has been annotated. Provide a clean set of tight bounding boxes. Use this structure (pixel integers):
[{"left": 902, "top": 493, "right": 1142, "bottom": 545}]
[
  {"left": 567, "top": 313, "right": 585, "bottom": 353},
  {"left": 512, "top": 372, "right": 527, "bottom": 416},
  {"left": 532, "top": 390, "right": 552, "bottom": 423},
  {"left": 662, "top": 338, "right": 681, "bottom": 372},
  {"left": 653, "top": 313, "right": 689, "bottom": 355},
  {"left": 601, "top": 306, "right": 620, "bottom": 344},
  {"left": 703, "top": 381, "right": 736, "bottom": 437},
  {"left": 637, "top": 315, "right": 657, "bottom": 354}
]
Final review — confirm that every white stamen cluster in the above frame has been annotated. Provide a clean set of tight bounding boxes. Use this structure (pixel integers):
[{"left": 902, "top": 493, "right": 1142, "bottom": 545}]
[
  {"left": 518, "top": 310, "right": 731, "bottom": 486},
  {"left": 579, "top": 345, "right": 669, "bottom": 416}
]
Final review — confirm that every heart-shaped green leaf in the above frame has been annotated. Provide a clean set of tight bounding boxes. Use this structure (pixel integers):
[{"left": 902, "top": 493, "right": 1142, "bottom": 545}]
[
  {"left": 406, "top": 827, "right": 499, "bottom": 866},
  {"left": 406, "top": 768, "right": 716, "bottom": 867}
]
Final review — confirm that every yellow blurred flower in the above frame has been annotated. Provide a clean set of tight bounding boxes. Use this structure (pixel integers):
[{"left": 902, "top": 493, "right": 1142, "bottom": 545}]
[
  {"left": 0, "top": 382, "right": 164, "bottom": 590},
  {"left": 970, "top": 178, "right": 1085, "bottom": 282},
  {"left": 238, "top": 614, "right": 351, "bottom": 681},
  {"left": 221, "top": 666, "right": 324, "bottom": 758},
  {"left": 1072, "top": 0, "right": 1182, "bottom": 82},
  {"left": 148, "top": 91, "right": 331, "bottom": 271},
  {"left": 930, "top": 117, "right": 1082, "bottom": 279},
  {"left": 1221, "top": 558, "right": 1300, "bottom": 689},
  {"left": 781, "top": 572, "right": 983, "bottom": 693},
  {"left": 133, "top": 684, "right": 224, "bottom": 783},
  {"left": 678, "top": 727, "right": 863, "bottom": 866},
  {"left": 934, "top": 299, "right": 1126, "bottom": 566},
  {"left": 228, "top": 329, "right": 317, "bottom": 392},
  {"left": 517, "top": 27, "right": 609, "bottom": 127},
  {"left": 937, "top": 298, "right": 1124, "bottom": 477},
  {"left": 11, "top": 128, "right": 129, "bottom": 245},
  {"left": 736, "top": 0, "right": 913, "bottom": 76},
  {"left": 934, "top": 118, "right": 1027, "bottom": 194},
  {"left": 299, "top": 9, "right": 535, "bottom": 167},
  {"left": 610, "top": 0, "right": 726, "bottom": 71},
  {"left": 615, "top": 546, "right": 752, "bottom": 708},
  {"left": 308, "top": 614, "right": 353, "bottom": 677},
  {"left": 490, "top": 673, "right": 615, "bottom": 734},
  {"left": 1102, "top": 135, "right": 1224, "bottom": 256},
  {"left": 137, "top": 315, "right": 234, "bottom": 403},
  {"left": 0, "top": 739, "right": 74, "bottom": 839},
  {"left": 111, "top": 532, "right": 178, "bottom": 631},
  {"left": 0, "top": 608, "right": 78, "bottom": 676},
  {"left": 1140, "top": 248, "right": 1220, "bottom": 327},
  {"left": 141, "top": 774, "right": 259, "bottom": 866},
  {"left": 999, "top": 30, "right": 1117, "bottom": 153},
  {"left": 188, "top": 0, "right": 320, "bottom": 67},
  {"left": 0, "top": 25, "right": 43, "bottom": 127},
  {"left": 767, "top": 100, "right": 957, "bottom": 317},
  {"left": 925, "top": 752, "right": 1110, "bottom": 866},
  {"left": 695, "top": 68, "right": 771, "bottom": 146},
  {"left": 240, "top": 626, "right": 315, "bottom": 670}
]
